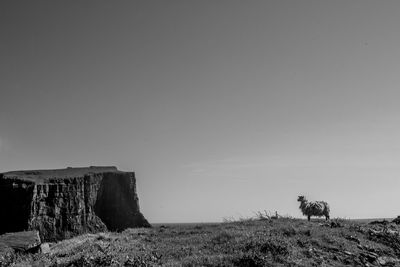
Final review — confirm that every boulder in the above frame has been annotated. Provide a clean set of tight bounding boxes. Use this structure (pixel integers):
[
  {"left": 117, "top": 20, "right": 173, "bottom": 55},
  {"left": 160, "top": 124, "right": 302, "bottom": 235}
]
[
  {"left": 392, "top": 216, "right": 400, "bottom": 224},
  {"left": 0, "top": 230, "right": 41, "bottom": 252},
  {"left": 0, "top": 167, "right": 150, "bottom": 241},
  {"left": 40, "top": 242, "right": 51, "bottom": 254}
]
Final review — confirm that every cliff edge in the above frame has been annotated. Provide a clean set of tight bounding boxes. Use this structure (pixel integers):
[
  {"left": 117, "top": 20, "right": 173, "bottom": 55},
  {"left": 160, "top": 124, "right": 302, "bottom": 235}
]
[{"left": 0, "top": 166, "right": 150, "bottom": 241}]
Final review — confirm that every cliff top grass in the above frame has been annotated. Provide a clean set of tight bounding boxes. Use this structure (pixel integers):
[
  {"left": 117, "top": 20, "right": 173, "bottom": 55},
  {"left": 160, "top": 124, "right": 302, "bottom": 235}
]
[
  {"left": 2, "top": 166, "right": 122, "bottom": 182},
  {"left": 7, "top": 217, "right": 400, "bottom": 266}
]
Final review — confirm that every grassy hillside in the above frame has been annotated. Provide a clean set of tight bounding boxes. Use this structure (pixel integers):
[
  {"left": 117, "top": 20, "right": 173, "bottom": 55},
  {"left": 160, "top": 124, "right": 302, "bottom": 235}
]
[{"left": 6, "top": 217, "right": 400, "bottom": 266}]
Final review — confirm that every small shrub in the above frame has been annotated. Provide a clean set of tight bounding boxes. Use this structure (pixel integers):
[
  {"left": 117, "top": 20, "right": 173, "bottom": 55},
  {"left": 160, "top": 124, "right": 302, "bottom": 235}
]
[
  {"left": 124, "top": 253, "right": 162, "bottom": 267},
  {"left": 281, "top": 226, "right": 297, "bottom": 237},
  {"left": 259, "top": 239, "right": 289, "bottom": 256},
  {"left": 210, "top": 231, "right": 234, "bottom": 245},
  {"left": 243, "top": 236, "right": 289, "bottom": 260},
  {"left": 91, "top": 254, "right": 113, "bottom": 266},
  {"left": 296, "top": 239, "right": 308, "bottom": 248},
  {"left": 233, "top": 252, "right": 265, "bottom": 267},
  {"left": 301, "top": 229, "right": 312, "bottom": 236}
]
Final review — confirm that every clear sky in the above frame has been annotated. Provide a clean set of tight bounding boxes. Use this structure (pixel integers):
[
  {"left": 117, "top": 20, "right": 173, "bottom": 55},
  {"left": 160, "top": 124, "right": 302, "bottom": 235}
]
[{"left": 1, "top": 1, "right": 400, "bottom": 223}]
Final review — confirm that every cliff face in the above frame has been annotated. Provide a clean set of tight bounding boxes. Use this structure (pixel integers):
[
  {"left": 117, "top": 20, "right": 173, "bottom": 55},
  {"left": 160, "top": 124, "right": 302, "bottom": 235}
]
[{"left": 0, "top": 167, "right": 150, "bottom": 241}]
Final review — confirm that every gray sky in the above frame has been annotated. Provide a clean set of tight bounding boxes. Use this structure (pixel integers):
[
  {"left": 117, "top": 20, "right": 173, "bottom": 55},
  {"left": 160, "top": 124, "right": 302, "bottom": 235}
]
[{"left": 1, "top": 1, "right": 400, "bottom": 223}]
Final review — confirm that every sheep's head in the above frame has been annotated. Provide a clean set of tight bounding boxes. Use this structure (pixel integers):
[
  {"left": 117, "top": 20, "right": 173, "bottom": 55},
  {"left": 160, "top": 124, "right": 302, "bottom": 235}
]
[{"left": 297, "top": 196, "right": 306, "bottom": 202}]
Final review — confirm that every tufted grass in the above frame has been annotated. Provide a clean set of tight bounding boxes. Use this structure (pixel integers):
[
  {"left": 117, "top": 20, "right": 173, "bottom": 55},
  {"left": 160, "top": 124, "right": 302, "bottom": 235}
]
[{"left": 6, "top": 217, "right": 400, "bottom": 266}]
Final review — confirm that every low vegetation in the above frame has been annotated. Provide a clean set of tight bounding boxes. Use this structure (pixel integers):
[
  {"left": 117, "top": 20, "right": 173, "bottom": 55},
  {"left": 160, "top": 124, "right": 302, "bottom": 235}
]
[{"left": 4, "top": 216, "right": 400, "bottom": 266}]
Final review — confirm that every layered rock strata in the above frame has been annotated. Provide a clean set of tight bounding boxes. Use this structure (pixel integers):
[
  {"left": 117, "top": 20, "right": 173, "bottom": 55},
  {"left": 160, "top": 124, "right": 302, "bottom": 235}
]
[{"left": 0, "top": 166, "right": 150, "bottom": 241}]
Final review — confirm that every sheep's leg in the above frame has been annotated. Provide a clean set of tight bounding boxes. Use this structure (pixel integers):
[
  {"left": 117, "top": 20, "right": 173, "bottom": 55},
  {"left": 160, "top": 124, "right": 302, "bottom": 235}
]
[
  {"left": 308, "top": 215, "right": 310, "bottom": 221},
  {"left": 326, "top": 215, "right": 330, "bottom": 221}
]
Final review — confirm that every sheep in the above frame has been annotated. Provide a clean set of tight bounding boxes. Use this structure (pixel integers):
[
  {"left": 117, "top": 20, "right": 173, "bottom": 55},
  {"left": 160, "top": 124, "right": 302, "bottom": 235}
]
[{"left": 297, "top": 195, "right": 330, "bottom": 221}]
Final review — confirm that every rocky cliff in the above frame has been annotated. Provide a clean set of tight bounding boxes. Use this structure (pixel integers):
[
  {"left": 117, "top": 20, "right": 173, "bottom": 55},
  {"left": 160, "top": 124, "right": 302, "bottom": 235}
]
[{"left": 0, "top": 166, "right": 150, "bottom": 241}]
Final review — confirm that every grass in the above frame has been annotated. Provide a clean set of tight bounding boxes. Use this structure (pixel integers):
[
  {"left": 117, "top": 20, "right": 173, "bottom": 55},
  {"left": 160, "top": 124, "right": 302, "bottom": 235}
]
[{"left": 4, "top": 217, "right": 400, "bottom": 266}]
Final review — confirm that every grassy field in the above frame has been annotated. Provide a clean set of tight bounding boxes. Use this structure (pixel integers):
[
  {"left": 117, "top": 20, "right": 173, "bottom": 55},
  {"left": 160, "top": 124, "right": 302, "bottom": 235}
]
[{"left": 5, "top": 217, "right": 400, "bottom": 266}]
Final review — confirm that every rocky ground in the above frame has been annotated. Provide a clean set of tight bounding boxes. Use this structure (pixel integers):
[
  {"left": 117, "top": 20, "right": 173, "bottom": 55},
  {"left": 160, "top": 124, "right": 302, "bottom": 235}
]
[{"left": 2, "top": 217, "right": 400, "bottom": 266}]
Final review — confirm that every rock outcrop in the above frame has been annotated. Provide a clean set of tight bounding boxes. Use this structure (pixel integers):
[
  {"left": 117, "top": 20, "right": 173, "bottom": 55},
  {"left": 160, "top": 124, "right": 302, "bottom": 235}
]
[
  {"left": 0, "top": 231, "right": 41, "bottom": 252},
  {"left": 0, "top": 166, "right": 150, "bottom": 241}
]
